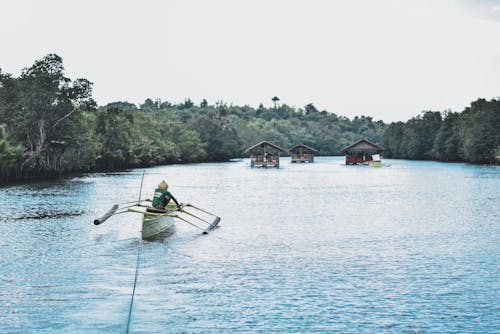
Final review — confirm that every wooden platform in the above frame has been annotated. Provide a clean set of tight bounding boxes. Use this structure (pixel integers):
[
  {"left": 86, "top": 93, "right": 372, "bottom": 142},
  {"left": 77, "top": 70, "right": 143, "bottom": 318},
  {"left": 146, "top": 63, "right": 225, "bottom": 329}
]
[
  {"left": 245, "top": 141, "right": 284, "bottom": 169},
  {"left": 288, "top": 144, "right": 317, "bottom": 163}
]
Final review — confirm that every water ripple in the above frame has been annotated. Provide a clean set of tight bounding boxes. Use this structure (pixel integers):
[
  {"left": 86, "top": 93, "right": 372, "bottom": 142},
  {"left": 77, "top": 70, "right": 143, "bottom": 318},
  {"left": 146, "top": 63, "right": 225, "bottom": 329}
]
[{"left": 0, "top": 158, "right": 499, "bottom": 333}]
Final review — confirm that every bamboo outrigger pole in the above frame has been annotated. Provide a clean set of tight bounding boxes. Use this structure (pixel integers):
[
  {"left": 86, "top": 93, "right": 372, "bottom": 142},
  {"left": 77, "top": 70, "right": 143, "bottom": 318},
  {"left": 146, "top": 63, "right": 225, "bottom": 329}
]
[
  {"left": 183, "top": 204, "right": 221, "bottom": 232},
  {"left": 185, "top": 203, "right": 220, "bottom": 218},
  {"left": 93, "top": 204, "right": 119, "bottom": 225}
]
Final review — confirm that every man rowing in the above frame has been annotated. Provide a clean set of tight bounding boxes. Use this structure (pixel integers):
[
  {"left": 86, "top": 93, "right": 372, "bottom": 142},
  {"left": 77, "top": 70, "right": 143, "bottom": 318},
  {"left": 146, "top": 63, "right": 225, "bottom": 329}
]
[{"left": 152, "top": 180, "right": 181, "bottom": 210}]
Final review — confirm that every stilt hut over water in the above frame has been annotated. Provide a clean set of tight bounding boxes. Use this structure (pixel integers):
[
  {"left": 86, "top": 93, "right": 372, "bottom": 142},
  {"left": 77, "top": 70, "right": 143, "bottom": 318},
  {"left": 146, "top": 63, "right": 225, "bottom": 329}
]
[
  {"left": 288, "top": 144, "right": 318, "bottom": 163},
  {"left": 245, "top": 141, "right": 284, "bottom": 168},
  {"left": 341, "top": 139, "right": 384, "bottom": 165}
]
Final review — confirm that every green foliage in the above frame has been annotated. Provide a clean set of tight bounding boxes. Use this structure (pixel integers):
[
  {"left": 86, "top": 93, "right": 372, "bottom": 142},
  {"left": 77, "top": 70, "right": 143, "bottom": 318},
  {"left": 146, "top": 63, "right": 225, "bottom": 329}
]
[
  {"left": 172, "top": 127, "right": 206, "bottom": 162},
  {"left": 0, "top": 124, "right": 23, "bottom": 182},
  {"left": 143, "top": 107, "right": 205, "bottom": 163},
  {"left": 129, "top": 111, "right": 178, "bottom": 166},
  {"left": 0, "top": 54, "right": 96, "bottom": 177},
  {"left": 433, "top": 111, "right": 462, "bottom": 161},
  {"left": 381, "top": 122, "right": 405, "bottom": 158},
  {"left": 399, "top": 111, "right": 442, "bottom": 160},
  {"left": 60, "top": 111, "right": 100, "bottom": 172},
  {"left": 383, "top": 99, "right": 500, "bottom": 163},
  {"left": 186, "top": 110, "right": 241, "bottom": 161},
  {"left": 3, "top": 54, "right": 498, "bottom": 183},
  {"left": 459, "top": 99, "right": 500, "bottom": 163},
  {"left": 132, "top": 98, "right": 386, "bottom": 160},
  {"left": 95, "top": 107, "right": 136, "bottom": 170}
]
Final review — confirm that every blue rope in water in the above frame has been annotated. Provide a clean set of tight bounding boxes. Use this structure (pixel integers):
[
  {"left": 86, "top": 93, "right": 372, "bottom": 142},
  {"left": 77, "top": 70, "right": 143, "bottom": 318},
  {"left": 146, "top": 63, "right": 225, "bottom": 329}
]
[{"left": 126, "top": 240, "right": 142, "bottom": 334}]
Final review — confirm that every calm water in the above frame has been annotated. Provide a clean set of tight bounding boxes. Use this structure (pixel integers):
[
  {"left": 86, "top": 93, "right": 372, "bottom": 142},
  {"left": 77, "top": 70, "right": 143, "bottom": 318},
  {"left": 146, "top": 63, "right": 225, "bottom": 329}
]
[{"left": 0, "top": 157, "right": 499, "bottom": 333}]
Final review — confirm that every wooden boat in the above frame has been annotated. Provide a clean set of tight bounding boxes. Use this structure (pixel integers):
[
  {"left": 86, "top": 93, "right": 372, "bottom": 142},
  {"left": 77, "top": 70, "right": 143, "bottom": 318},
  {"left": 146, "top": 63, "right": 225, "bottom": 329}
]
[
  {"left": 94, "top": 200, "right": 221, "bottom": 240},
  {"left": 142, "top": 207, "right": 176, "bottom": 240}
]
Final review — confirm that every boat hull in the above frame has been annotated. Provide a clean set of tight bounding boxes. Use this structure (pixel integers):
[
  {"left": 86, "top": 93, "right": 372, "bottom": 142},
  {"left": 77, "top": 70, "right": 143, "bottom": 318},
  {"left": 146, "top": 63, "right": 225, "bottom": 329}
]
[{"left": 141, "top": 212, "right": 175, "bottom": 241}]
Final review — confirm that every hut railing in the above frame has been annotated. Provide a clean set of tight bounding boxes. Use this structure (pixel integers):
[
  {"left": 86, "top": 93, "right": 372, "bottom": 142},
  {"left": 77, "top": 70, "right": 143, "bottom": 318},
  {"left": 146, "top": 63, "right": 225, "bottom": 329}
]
[
  {"left": 346, "top": 154, "right": 375, "bottom": 164},
  {"left": 291, "top": 153, "right": 314, "bottom": 161},
  {"left": 251, "top": 155, "right": 279, "bottom": 164}
]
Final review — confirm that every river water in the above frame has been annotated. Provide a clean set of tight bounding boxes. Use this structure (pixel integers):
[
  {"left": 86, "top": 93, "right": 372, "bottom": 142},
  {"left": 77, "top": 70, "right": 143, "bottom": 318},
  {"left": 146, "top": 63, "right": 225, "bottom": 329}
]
[{"left": 0, "top": 157, "right": 498, "bottom": 333}]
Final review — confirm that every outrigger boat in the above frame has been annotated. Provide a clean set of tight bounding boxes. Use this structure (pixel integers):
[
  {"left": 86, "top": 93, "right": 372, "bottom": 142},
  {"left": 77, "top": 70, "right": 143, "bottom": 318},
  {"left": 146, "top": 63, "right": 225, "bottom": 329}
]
[{"left": 94, "top": 199, "right": 221, "bottom": 241}]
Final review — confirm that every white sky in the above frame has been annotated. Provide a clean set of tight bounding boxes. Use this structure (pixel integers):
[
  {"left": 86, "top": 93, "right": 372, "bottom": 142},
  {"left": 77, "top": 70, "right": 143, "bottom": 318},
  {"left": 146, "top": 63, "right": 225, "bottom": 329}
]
[{"left": 1, "top": 0, "right": 499, "bottom": 122}]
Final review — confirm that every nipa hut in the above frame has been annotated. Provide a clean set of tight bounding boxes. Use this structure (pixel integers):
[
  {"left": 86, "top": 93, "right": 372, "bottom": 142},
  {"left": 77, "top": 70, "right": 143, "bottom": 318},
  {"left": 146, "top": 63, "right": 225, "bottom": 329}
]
[
  {"left": 245, "top": 141, "right": 284, "bottom": 168},
  {"left": 341, "top": 139, "right": 383, "bottom": 165},
  {"left": 288, "top": 144, "right": 318, "bottom": 163}
]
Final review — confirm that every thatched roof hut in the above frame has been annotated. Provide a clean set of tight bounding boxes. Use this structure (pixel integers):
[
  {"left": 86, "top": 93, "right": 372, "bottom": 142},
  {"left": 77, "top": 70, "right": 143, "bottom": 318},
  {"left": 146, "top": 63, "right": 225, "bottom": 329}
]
[
  {"left": 245, "top": 141, "right": 284, "bottom": 168},
  {"left": 341, "top": 139, "right": 383, "bottom": 165}
]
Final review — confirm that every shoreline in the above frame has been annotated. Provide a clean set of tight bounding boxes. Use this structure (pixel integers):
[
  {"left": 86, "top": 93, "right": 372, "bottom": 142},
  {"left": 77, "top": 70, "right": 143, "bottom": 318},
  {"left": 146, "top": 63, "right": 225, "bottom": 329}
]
[{"left": 2, "top": 156, "right": 498, "bottom": 187}]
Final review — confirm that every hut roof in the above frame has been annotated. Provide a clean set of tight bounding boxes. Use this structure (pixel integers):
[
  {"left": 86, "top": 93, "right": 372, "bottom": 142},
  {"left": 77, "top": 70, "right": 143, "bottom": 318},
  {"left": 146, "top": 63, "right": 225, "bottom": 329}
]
[
  {"left": 245, "top": 141, "right": 284, "bottom": 153},
  {"left": 288, "top": 144, "right": 318, "bottom": 153},
  {"left": 340, "top": 139, "right": 384, "bottom": 153}
]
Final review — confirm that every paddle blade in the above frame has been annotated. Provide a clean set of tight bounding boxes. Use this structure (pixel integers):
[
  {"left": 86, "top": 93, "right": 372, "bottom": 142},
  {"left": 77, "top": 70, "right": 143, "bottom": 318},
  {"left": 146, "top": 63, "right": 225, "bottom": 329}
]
[
  {"left": 206, "top": 216, "right": 221, "bottom": 232},
  {"left": 94, "top": 204, "right": 119, "bottom": 225}
]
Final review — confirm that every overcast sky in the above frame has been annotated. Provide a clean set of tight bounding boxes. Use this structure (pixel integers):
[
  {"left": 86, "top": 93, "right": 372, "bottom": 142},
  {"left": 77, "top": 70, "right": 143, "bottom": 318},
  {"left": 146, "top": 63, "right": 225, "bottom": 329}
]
[{"left": 1, "top": 0, "right": 499, "bottom": 122}]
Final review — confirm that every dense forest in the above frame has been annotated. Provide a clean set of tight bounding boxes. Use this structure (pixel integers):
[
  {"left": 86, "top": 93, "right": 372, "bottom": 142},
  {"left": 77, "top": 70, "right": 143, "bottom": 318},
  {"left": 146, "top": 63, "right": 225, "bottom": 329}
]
[
  {"left": 381, "top": 100, "right": 500, "bottom": 164},
  {"left": 0, "top": 54, "right": 386, "bottom": 182},
  {"left": 0, "top": 55, "right": 498, "bottom": 183}
]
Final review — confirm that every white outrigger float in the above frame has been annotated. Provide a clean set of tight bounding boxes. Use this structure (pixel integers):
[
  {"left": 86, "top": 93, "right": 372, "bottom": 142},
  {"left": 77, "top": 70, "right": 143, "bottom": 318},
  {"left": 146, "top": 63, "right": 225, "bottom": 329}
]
[{"left": 94, "top": 200, "right": 221, "bottom": 241}]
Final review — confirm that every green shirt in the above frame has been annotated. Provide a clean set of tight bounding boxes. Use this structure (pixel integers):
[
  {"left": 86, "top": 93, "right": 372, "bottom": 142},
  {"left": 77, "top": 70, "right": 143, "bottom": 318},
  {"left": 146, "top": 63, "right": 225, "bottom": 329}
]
[{"left": 152, "top": 188, "right": 179, "bottom": 208}]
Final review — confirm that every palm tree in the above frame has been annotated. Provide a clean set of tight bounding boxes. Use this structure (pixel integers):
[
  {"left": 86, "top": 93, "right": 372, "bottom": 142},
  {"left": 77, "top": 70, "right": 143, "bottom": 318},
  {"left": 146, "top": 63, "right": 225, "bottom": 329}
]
[{"left": 272, "top": 96, "right": 280, "bottom": 109}]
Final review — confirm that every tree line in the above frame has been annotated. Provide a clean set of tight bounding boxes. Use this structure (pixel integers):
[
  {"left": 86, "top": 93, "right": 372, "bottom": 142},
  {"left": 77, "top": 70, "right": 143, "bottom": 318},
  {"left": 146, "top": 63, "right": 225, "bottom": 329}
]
[
  {"left": 0, "top": 54, "right": 498, "bottom": 183},
  {"left": 381, "top": 99, "right": 500, "bottom": 164}
]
